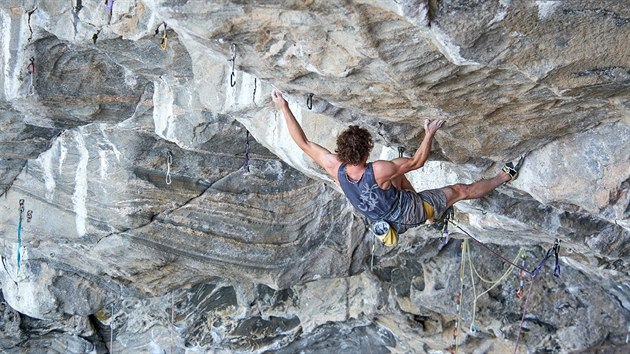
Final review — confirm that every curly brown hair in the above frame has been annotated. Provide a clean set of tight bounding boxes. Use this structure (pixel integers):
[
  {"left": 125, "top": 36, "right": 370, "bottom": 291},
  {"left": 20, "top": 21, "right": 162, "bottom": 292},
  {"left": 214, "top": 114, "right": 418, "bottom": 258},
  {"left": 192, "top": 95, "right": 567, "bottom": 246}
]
[{"left": 335, "top": 125, "right": 374, "bottom": 165}]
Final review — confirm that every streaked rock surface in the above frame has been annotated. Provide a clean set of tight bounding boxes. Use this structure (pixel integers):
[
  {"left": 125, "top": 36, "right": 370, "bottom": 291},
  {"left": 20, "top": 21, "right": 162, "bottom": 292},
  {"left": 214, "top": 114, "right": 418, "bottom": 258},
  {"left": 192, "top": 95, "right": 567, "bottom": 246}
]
[{"left": 1, "top": 0, "right": 629, "bottom": 353}]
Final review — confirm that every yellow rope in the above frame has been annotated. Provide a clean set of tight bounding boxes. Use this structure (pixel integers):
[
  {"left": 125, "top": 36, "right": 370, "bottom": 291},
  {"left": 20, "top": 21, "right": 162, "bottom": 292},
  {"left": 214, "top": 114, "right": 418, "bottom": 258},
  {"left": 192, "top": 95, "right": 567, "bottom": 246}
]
[{"left": 466, "top": 245, "right": 523, "bottom": 332}]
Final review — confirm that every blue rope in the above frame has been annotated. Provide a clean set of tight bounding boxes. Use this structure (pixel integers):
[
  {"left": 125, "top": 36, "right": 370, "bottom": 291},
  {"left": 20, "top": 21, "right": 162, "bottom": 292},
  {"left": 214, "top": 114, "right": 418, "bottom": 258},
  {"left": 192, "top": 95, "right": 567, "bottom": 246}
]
[{"left": 16, "top": 200, "right": 24, "bottom": 277}]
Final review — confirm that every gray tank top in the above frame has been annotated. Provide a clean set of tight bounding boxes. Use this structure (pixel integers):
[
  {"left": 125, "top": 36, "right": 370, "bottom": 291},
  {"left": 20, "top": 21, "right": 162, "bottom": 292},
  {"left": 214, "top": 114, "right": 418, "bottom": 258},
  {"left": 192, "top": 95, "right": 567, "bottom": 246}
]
[{"left": 337, "top": 163, "right": 399, "bottom": 221}]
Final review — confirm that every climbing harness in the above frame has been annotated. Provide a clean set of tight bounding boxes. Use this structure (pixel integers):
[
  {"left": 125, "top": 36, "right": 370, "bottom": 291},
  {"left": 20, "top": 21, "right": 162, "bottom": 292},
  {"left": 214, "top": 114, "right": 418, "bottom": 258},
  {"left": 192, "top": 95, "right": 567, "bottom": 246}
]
[
  {"left": 16, "top": 199, "right": 25, "bottom": 277},
  {"left": 228, "top": 43, "right": 237, "bottom": 87},
  {"left": 72, "top": 1, "right": 83, "bottom": 38},
  {"left": 306, "top": 93, "right": 314, "bottom": 110},
  {"left": 166, "top": 151, "right": 173, "bottom": 185},
  {"left": 27, "top": 7, "right": 37, "bottom": 42},
  {"left": 242, "top": 131, "right": 250, "bottom": 174},
  {"left": 92, "top": 29, "right": 101, "bottom": 44},
  {"left": 27, "top": 57, "right": 35, "bottom": 96},
  {"left": 252, "top": 78, "right": 257, "bottom": 103}
]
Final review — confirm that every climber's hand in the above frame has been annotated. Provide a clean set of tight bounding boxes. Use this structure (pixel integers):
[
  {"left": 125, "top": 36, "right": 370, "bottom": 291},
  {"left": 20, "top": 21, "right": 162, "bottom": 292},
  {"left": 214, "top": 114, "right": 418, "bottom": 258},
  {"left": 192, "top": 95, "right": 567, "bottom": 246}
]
[
  {"left": 272, "top": 89, "right": 288, "bottom": 109},
  {"left": 424, "top": 119, "right": 445, "bottom": 136}
]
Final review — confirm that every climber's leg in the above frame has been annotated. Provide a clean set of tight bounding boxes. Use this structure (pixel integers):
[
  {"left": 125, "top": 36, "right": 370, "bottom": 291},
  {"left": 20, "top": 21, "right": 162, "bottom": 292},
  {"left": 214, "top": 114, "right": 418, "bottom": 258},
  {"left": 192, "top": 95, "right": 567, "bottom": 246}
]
[{"left": 440, "top": 171, "right": 510, "bottom": 208}]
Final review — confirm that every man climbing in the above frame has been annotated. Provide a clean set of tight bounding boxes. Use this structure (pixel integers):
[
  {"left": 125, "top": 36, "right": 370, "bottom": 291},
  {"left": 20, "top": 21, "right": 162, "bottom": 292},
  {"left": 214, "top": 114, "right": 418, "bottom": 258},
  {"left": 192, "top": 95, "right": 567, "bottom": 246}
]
[{"left": 271, "top": 89, "right": 523, "bottom": 235}]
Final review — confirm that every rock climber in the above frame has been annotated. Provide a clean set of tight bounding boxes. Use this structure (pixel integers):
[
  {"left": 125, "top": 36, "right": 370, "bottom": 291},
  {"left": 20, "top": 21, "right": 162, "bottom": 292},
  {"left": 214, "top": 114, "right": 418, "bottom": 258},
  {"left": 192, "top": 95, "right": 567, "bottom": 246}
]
[{"left": 271, "top": 89, "right": 523, "bottom": 235}]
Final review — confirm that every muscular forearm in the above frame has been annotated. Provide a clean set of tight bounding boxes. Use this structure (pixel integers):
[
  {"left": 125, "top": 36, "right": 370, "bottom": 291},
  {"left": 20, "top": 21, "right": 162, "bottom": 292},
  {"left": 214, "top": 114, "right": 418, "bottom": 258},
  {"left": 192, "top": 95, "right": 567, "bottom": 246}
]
[
  {"left": 410, "top": 131, "right": 435, "bottom": 168},
  {"left": 280, "top": 105, "right": 309, "bottom": 148}
]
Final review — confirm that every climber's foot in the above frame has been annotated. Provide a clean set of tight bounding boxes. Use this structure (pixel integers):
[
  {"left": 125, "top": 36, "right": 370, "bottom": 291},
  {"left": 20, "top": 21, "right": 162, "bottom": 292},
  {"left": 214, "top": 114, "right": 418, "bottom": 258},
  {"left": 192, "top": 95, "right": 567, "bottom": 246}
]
[{"left": 502, "top": 154, "right": 526, "bottom": 181}]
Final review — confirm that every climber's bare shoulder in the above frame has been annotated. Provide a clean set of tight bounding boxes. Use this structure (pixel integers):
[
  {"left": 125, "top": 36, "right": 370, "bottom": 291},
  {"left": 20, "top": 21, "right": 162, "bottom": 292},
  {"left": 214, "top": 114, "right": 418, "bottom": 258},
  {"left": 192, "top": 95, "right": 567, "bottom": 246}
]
[{"left": 301, "top": 142, "right": 342, "bottom": 182}]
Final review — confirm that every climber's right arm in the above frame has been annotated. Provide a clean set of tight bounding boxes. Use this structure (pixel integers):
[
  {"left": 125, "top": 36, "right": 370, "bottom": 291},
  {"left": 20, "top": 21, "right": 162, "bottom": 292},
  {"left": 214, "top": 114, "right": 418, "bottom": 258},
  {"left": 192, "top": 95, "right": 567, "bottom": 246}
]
[{"left": 272, "top": 90, "right": 341, "bottom": 179}]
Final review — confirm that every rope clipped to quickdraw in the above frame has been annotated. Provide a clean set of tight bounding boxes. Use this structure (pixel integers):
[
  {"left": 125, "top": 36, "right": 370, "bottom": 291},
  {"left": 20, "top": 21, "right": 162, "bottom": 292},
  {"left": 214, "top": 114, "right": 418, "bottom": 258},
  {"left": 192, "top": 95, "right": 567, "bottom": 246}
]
[
  {"left": 530, "top": 239, "right": 561, "bottom": 278},
  {"left": 72, "top": 1, "right": 82, "bottom": 38},
  {"left": 27, "top": 57, "right": 35, "bottom": 96},
  {"left": 242, "top": 131, "right": 250, "bottom": 174},
  {"left": 229, "top": 43, "right": 237, "bottom": 87},
  {"left": 166, "top": 151, "right": 173, "bottom": 185},
  {"left": 27, "top": 7, "right": 37, "bottom": 42},
  {"left": 16, "top": 199, "right": 25, "bottom": 278},
  {"left": 306, "top": 93, "right": 313, "bottom": 110}
]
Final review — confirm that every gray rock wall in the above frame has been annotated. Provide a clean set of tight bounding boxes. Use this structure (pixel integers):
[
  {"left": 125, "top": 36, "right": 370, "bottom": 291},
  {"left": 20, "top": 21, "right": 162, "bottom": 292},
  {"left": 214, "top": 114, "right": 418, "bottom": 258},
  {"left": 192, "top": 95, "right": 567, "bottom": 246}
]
[{"left": 1, "top": 0, "right": 629, "bottom": 353}]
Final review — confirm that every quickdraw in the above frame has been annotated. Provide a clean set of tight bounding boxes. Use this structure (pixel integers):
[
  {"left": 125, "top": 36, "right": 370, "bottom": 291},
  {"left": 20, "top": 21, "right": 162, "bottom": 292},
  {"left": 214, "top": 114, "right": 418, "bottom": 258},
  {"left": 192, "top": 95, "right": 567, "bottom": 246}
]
[
  {"left": 252, "top": 78, "right": 257, "bottom": 103},
  {"left": 166, "top": 151, "right": 173, "bottom": 185},
  {"left": 229, "top": 43, "right": 237, "bottom": 87},
  {"left": 242, "top": 131, "right": 250, "bottom": 174},
  {"left": 516, "top": 254, "right": 527, "bottom": 299},
  {"left": 26, "top": 210, "right": 33, "bottom": 223},
  {"left": 306, "top": 93, "right": 313, "bottom": 110},
  {"left": 398, "top": 147, "right": 404, "bottom": 158},
  {"left": 16, "top": 199, "right": 25, "bottom": 277},
  {"left": 161, "top": 25, "right": 168, "bottom": 50},
  {"left": 27, "top": 7, "right": 37, "bottom": 42},
  {"left": 530, "top": 239, "right": 561, "bottom": 279}
]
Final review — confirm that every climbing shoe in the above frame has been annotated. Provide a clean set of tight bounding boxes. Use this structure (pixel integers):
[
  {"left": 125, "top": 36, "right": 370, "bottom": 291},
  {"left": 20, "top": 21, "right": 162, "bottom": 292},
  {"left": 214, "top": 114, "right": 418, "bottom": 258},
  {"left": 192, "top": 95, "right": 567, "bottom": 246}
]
[{"left": 502, "top": 154, "right": 526, "bottom": 181}]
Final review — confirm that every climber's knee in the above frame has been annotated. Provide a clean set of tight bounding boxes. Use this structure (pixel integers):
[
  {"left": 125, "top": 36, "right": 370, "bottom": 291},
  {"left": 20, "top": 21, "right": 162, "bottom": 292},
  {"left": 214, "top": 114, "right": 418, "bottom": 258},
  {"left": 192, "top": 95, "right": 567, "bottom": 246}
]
[{"left": 441, "top": 183, "right": 471, "bottom": 207}]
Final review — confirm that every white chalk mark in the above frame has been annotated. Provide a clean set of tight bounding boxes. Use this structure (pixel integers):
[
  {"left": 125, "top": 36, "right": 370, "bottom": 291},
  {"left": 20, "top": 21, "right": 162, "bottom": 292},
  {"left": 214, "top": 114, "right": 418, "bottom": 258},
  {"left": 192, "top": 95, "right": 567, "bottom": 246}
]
[{"left": 72, "top": 132, "right": 89, "bottom": 237}]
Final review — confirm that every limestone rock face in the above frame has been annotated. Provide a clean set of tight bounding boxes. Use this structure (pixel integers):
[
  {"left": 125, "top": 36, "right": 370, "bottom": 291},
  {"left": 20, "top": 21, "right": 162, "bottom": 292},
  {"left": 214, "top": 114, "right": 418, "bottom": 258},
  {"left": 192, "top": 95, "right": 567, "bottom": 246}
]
[{"left": 1, "top": 0, "right": 629, "bottom": 353}]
